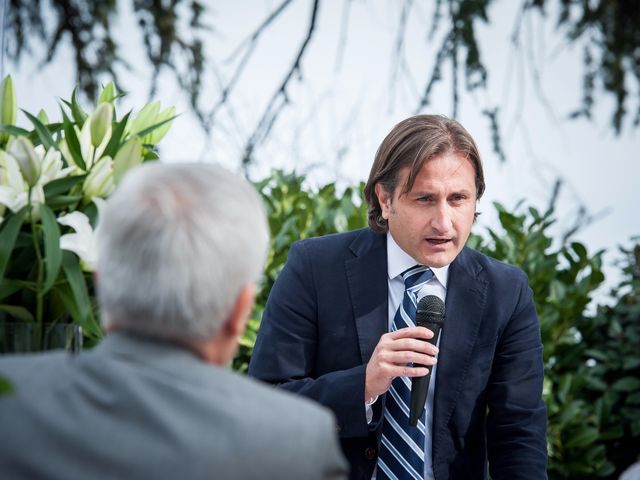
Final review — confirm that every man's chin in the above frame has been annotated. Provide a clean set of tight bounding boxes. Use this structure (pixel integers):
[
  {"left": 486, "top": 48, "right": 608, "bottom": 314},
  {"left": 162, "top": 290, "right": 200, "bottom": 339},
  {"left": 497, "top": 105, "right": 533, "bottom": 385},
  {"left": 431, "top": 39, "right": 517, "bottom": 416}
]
[{"left": 420, "top": 249, "right": 457, "bottom": 268}]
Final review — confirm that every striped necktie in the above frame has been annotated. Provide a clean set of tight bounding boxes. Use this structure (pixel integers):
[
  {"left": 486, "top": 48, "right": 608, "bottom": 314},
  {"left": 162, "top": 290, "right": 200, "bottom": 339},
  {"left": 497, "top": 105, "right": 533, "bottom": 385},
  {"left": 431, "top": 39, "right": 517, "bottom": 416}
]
[{"left": 377, "top": 265, "right": 433, "bottom": 480}]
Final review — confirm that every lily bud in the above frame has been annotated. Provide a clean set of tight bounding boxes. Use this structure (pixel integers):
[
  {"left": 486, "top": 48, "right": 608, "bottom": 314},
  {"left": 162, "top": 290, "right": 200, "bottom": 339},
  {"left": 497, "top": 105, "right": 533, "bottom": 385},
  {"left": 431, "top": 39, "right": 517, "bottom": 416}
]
[
  {"left": 112, "top": 137, "right": 142, "bottom": 184},
  {"left": 0, "top": 75, "right": 16, "bottom": 144},
  {"left": 0, "top": 75, "right": 16, "bottom": 126},
  {"left": 8, "top": 137, "right": 41, "bottom": 187},
  {"left": 127, "top": 101, "right": 160, "bottom": 137},
  {"left": 148, "top": 106, "right": 176, "bottom": 145},
  {"left": 83, "top": 156, "right": 115, "bottom": 202},
  {"left": 36, "top": 109, "right": 50, "bottom": 126},
  {"left": 98, "top": 82, "right": 117, "bottom": 104},
  {"left": 89, "top": 103, "right": 113, "bottom": 148}
]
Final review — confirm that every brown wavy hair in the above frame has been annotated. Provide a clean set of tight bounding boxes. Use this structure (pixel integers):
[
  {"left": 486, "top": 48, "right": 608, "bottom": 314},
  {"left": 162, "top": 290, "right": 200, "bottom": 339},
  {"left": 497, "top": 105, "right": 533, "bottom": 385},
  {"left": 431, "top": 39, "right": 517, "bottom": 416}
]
[{"left": 363, "top": 114, "right": 485, "bottom": 233}]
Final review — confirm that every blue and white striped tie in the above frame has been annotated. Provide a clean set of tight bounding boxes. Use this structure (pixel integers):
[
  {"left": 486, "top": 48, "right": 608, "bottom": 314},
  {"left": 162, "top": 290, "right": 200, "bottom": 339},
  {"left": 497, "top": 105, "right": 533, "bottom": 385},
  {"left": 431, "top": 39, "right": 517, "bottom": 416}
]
[{"left": 377, "top": 265, "right": 433, "bottom": 480}]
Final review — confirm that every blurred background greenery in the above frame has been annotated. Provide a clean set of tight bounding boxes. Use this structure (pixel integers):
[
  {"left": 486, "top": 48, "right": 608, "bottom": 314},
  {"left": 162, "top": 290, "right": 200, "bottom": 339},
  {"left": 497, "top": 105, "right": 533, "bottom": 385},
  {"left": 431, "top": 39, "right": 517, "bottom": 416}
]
[{"left": 1, "top": 1, "right": 639, "bottom": 477}]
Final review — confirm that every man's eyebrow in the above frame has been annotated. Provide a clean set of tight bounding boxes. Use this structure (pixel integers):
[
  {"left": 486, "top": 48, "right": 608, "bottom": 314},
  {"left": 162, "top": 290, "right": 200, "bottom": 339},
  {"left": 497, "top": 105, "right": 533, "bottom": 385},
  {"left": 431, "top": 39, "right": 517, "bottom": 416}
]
[{"left": 408, "top": 188, "right": 474, "bottom": 196}]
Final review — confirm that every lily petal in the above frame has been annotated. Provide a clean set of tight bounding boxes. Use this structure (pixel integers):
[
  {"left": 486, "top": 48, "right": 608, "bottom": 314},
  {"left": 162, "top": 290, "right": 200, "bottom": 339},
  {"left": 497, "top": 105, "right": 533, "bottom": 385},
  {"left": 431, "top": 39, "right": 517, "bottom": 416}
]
[
  {"left": 0, "top": 150, "right": 26, "bottom": 191},
  {"left": 58, "top": 210, "right": 97, "bottom": 271},
  {"left": 57, "top": 211, "right": 94, "bottom": 239}
]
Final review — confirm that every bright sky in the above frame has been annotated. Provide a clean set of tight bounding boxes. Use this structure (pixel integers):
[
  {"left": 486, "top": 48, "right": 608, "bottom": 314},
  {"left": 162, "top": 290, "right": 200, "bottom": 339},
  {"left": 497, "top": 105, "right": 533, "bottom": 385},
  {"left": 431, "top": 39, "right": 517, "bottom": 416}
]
[{"left": 5, "top": 1, "right": 639, "bottom": 303}]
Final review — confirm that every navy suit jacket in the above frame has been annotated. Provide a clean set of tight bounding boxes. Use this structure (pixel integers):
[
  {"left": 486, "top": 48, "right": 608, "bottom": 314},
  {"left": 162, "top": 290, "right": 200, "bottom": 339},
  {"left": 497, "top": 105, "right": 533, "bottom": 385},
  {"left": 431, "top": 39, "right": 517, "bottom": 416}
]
[{"left": 249, "top": 228, "right": 547, "bottom": 479}]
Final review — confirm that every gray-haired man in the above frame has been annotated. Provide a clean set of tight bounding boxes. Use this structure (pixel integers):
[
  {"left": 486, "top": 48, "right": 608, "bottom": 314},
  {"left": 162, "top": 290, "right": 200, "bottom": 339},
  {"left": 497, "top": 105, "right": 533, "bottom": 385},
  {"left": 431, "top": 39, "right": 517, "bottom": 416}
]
[{"left": 0, "top": 163, "right": 348, "bottom": 480}]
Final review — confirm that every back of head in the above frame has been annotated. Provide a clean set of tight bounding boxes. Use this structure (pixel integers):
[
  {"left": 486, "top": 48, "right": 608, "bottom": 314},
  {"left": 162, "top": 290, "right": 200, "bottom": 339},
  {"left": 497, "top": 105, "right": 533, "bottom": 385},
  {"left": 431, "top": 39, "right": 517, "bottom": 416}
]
[
  {"left": 364, "top": 114, "right": 485, "bottom": 233},
  {"left": 96, "top": 162, "right": 269, "bottom": 341}
]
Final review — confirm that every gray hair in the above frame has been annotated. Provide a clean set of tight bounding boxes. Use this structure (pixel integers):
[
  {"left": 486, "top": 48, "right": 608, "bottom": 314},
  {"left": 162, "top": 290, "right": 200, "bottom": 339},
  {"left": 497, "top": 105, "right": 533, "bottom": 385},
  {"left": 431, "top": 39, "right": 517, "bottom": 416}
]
[{"left": 96, "top": 162, "right": 269, "bottom": 341}]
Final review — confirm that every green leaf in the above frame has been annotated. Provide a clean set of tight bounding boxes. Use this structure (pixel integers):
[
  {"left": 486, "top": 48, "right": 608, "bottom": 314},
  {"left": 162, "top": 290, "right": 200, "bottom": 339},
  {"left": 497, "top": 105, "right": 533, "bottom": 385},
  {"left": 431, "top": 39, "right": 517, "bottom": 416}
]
[
  {"left": 623, "top": 356, "right": 640, "bottom": 370},
  {"left": 0, "top": 304, "right": 34, "bottom": 322},
  {"left": 54, "top": 283, "right": 81, "bottom": 326},
  {"left": 133, "top": 114, "right": 177, "bottom": 140},
  {"left": 557, "top": 374, "right": 573, "bottom": 403},
  {"left": 571, "top": 242, "right": 588, "bottom": 261},
  {"left": 0, "top": 376, "right": 13, "bottom": 396},
  {"left": 45, "top": 195, "right": 83, "bottom": 210},
  {"left": 22, "top": 109, "right": 55, "bottom": 149},
  {"left": 564, "top": 427, "right": 599, "bottom": 449},
  {"left": 103, "top": 111, "right": 131, "bottom": 158},
  {"left": 98, "top": 82, "right": 116, "bottom": 104},
  {"left": 627, "top": 391, "right": 640, "bottom": 405},
  {"left": 43, "top": 174, "right": 86, "bottom": 197},
  {"left": 59, "top": 107, "right": 86, "bottom": 171},
  {"left": 599, "top": 424, "right": 624, "bottom": 440},
  {"left": 584, "top": 376, "right": 607, "bottom": 391},
  {"left": 70, "top": 87, "right": 88, "bottom": 127},
  {"left": 612, "top": 377, "right": 640, "bottom": 392},
  {"left": 39, "top": 204, "right": 62, "bottom": 294},
  {"left": 0, "top": 207, "right": 28, "bottom": 283},
  {"left": 0, "top": 124, "right": 30, "bottom": 137},
  {"left": 112, "top": 136, "right": 142, "bottom": 184},
  {"left": 0, "top": 279, "right": 23, "bottom": 302},
  {"left": 60, "top": 251, "right": 101, "bottom": 337},
  {"left": 584, "top": 348, "right": 608, "bottom": 362},
  {"left": 142, "top": 148, "right": 159, "bottom": 161},
  {"left": 61, "top": 251, "right": 89, "bottom": 320},
  {"left": 555, "top": 400, "right": 583, "bottom": 428}
]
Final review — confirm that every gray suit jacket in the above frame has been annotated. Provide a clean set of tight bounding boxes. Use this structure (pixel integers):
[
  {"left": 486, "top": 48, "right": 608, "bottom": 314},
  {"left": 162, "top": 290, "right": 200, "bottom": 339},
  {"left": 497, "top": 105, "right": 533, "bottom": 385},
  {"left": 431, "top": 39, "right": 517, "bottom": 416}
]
[{"left": 0, "top": 332, "right": 349, "bottom": 480}]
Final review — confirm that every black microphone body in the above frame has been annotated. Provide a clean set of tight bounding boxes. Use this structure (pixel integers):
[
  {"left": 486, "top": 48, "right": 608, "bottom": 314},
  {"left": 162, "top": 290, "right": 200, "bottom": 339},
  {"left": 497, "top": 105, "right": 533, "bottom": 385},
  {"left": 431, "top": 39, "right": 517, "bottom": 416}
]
[{"left": 409, "top": 295, "right": 445, "bottom": 426}]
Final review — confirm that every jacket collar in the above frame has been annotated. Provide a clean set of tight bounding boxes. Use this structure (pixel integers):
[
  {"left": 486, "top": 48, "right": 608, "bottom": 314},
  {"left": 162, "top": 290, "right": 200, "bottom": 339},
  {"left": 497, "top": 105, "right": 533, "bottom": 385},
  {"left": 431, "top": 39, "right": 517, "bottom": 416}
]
[{"left": 345, "top": 228, "right": 388, "bottom": 364}]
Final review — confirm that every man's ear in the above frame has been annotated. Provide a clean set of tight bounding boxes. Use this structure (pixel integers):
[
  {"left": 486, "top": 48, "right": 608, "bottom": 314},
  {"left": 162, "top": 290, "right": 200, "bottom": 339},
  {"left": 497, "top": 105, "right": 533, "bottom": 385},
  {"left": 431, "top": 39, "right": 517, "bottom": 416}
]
[
  {"left": 224, "top": 284, "right": 256, "bottom": 338},
  {"left": 375, "top": 183, "right": 392, "bottom": 220}
]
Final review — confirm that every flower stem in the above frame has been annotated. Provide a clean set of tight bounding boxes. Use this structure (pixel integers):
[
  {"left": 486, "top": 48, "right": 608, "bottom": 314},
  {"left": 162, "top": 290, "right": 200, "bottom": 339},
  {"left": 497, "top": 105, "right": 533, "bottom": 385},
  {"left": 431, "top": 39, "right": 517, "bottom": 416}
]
[{"left": 28, "top": 188, "right": 44, "bottom": 350}]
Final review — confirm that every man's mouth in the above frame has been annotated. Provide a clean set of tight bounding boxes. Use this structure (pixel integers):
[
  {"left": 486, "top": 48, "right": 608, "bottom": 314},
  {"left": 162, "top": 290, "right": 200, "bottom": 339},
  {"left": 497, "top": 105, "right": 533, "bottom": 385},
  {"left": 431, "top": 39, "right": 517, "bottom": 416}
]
[{"left": 426, "top": 238, "right": 451, "bottom": 245}]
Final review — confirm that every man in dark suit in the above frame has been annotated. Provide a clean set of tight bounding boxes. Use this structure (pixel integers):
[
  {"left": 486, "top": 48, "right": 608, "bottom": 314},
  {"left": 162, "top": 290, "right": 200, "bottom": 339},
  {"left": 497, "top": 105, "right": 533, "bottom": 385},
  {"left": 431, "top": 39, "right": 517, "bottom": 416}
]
[
  {"left": 249, "top": 115, "right": 547, "bottom": 479},
  {"left": 0, "top": 163, "right": 348, "bottom": 480}
]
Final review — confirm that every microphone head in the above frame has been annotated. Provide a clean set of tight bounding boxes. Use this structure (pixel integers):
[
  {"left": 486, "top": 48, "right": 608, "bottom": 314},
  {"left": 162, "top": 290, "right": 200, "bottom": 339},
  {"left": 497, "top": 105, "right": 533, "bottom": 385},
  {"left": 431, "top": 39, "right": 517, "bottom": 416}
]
[{"left": 416, "top": 295, "right": 445, "bottom": 326}]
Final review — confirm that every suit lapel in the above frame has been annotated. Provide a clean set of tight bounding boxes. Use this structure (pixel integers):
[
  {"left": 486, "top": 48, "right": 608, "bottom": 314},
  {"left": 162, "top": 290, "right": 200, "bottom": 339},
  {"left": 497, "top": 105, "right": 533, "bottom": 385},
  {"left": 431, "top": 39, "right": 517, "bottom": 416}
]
[
  {"left": 345, "top": 229, "right": 388, "bottom": 364},
  {"left": 433, "top": 248, "right": 488, "bottom": 457}
]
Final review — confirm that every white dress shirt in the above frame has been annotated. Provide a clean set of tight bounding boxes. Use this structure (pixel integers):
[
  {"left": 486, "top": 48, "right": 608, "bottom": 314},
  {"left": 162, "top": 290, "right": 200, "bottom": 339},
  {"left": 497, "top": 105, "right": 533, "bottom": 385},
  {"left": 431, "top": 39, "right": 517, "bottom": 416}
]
[{"left": 368, "top": 232, "right": 449, "bottom": 480}]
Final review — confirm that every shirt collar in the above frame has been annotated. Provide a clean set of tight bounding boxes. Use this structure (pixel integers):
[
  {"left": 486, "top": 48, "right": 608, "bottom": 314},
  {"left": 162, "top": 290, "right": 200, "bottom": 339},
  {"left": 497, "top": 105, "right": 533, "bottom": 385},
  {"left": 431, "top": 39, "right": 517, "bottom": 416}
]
[{"left": 386, "top": 232, "right": 449, "bottom": 288}]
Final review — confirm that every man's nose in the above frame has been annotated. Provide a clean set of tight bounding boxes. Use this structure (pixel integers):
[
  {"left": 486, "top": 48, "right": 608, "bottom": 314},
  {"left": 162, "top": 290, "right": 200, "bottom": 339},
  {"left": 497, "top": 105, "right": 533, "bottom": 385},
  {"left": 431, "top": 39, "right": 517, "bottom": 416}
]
[{"left": 430, "top": 202, "right": 453, "bottom": 233}]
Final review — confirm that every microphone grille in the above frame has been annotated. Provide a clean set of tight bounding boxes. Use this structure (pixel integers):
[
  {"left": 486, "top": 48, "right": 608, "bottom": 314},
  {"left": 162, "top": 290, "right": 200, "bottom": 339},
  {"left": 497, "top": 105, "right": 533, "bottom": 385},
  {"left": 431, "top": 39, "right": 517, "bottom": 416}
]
[{"left": 416, "top": 295, "right": 445, "bottom": 324}]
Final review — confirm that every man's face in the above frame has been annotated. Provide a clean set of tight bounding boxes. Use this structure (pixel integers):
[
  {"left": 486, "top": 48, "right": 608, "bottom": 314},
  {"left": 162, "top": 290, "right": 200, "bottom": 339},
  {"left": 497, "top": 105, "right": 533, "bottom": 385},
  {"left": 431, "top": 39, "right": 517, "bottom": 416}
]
[{"left": 375, "top": 152, "right": 477, "bottom": 268}]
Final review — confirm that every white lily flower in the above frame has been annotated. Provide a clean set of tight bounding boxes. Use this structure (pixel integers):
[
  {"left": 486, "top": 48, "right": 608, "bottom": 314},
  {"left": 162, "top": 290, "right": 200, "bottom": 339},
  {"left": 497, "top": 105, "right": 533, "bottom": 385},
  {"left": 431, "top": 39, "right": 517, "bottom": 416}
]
[
  {"left": 83, "top": 156, "right": 115, "bottom": 203},
  {"left": 8, "top": 137, "right": 41, "bottom": 187},
  {"left": 57, "top": 198, "right": 105, "bottom": 271},
  {"left": 77, "top": 120, "right": 111, "bottom": 171},
  {"left": 0, "top": 150, "right": 45, "bottom": 214},
  {"left": 125, "top": 101, "right": 175, "bottom": 145},
  {"left": 58, "top": 211, "right": 97, "bottom": 271},
  {"left": 35, "top": 145, "right": 74, "bottom": 185},
  {"left": 89, "top": 103, "right": 113, "bottom": 148}
]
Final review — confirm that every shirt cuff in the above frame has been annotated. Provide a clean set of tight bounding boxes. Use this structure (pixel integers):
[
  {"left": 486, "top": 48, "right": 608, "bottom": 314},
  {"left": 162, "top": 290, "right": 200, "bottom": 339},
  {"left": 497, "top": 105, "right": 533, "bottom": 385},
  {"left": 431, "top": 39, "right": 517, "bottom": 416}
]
[{"left": 365, "top": 395, "right": 379, "bottom": 424}]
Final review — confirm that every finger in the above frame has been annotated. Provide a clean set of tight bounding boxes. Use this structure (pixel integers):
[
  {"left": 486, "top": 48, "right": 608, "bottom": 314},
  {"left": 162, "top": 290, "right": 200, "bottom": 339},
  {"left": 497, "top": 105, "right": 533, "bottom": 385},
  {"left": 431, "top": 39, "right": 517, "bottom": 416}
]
[
  {"left": 383, "top": 351, "right": 438, "bottom": 366},
  {"left": 388, "top": 365, "right": 430, "bottom": 378},
  {"left": 388, "top": 326, "right": 434, "bottom": 341},
  {"left": 384, "top": 337, "right": 440, "bottom": 356}
]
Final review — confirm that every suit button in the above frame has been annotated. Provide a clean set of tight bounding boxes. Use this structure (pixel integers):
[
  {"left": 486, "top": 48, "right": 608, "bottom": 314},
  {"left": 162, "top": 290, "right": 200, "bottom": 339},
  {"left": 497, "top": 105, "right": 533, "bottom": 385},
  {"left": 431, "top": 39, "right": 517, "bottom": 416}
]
[{"left": 364, "top": 447, "right": 376, "bottom": 460}]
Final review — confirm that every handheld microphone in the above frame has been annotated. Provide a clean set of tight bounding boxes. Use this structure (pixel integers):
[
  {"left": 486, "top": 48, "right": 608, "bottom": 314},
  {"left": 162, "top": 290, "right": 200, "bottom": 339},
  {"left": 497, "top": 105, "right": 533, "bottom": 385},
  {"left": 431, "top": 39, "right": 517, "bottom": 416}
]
[{"left": 409, "top": 295, "right": 445, "bottom": 426}]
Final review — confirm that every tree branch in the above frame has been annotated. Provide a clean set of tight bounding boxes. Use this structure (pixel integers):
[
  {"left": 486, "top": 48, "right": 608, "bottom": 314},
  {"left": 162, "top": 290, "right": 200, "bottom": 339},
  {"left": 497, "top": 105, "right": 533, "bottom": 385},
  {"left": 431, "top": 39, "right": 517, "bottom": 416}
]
[
  {"left": 203, "top": 0, "right": 296, "bottom": 133},
  {"left": 242, "top": 0, "right": 321, "bottom": 169}
]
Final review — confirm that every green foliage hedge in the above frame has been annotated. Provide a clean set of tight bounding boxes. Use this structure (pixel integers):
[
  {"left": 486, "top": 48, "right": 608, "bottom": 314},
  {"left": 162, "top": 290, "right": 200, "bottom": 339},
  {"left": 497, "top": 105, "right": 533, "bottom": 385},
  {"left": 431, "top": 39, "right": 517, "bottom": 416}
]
[{"left": 239, "top": 170, "right": 640, "bottom": 479}]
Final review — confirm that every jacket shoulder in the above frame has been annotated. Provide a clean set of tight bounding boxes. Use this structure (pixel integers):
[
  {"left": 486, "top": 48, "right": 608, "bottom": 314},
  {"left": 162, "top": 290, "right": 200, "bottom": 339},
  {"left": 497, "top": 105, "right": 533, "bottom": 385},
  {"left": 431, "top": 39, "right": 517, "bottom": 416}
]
[
  {"left": 460, "top": 246, "right": 529, "bottom": 284},
  {"left": 292, "top": 227, "right": 384, "bottom": 259}
]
